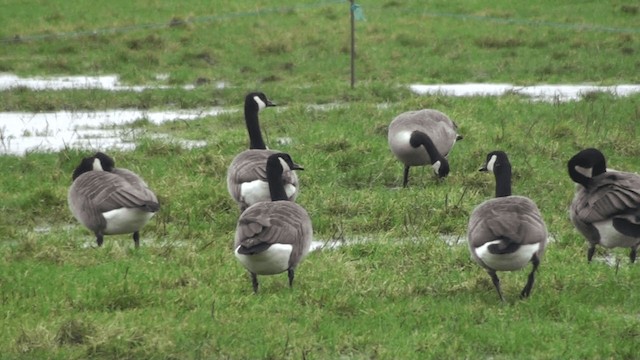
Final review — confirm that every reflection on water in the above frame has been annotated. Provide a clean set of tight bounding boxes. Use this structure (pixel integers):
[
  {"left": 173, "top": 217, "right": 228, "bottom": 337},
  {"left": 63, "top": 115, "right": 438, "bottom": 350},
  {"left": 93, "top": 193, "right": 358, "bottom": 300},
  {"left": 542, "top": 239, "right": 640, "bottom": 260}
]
[
  {"left": 0, "top": 73, "right": 203, "bottom": 91},
  {"left": 410, "top": 83, "right": 640, "bottom": 102},
  {"left": 0, "top": 108, "right": 226, "bottom": 155}
]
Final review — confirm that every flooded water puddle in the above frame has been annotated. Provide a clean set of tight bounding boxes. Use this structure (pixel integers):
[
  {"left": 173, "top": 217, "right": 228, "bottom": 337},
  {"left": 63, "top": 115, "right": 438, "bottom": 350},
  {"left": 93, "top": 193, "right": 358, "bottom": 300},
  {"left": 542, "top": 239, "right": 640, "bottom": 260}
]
[
  {"left": 2, "top": 74, "right": 638, "bottom": 154},
  {"left": 0, "top": 108, "right": 227, "bottom": 155},
  {"left": 410, "top": 83, "right": 640, "bottom": 102},
  {"left": 0, "top": 73, "right": 205, "bottom": 91}
]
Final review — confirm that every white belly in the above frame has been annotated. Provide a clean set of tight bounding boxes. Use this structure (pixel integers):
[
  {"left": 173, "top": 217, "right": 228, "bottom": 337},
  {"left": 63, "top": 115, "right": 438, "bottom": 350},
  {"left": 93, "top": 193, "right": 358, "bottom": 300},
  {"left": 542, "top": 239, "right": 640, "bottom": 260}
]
[
  {"left": 103, "top": 208, "right": 155, "bottom": 234},
  {"left": 235, "top": 243, "right": 293, "bottom": 275},
  {"left": 240, "top": 180, "right": 296, "bottom": 206},
  {"left": 594, "top": 220, "right": 640, "bottom": 248},
  {"left": 475, "top": 241, "right": 540, "bottom": 271}
]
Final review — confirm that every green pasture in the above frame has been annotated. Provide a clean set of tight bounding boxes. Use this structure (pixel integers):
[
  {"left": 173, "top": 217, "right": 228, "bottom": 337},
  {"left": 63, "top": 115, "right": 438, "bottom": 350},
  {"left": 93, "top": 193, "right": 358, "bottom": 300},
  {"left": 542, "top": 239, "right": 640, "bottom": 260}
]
[{"left": 1, "top": 1, "right": 639, "bottom": 359}]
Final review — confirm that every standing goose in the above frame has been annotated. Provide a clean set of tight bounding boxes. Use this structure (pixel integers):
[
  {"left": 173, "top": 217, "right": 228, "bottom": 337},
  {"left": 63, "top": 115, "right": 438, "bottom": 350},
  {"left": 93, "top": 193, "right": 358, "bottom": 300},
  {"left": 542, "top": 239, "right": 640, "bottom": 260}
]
[
  {"left": 467, "top": 151, "right": 548, "bottom": 301},
  {"left": 234, "top": 152, "right": 312, "bottom": 293},
  {"left": 568, "top": 148, "right": 640, "bottom": 263},
  {"left": 388, "top": 109, "right": 463, "bottom": 187},
  {"left": 227, "top": 92, "right": 301, "bottom": 212},
  {"left": 68, "top": 152, "right": 160, "bottom": 248}
]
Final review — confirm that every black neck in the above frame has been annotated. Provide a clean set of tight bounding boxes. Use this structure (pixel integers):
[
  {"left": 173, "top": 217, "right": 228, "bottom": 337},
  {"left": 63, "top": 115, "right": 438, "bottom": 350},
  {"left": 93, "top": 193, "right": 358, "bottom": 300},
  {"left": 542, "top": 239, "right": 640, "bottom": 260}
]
[
  {"left": 245, "top": 101, "right": 266, "bottom": 150},
  {"left": 494, "top": 163, "right": 512, "bottom": 197},
  {"left": 266, "top": 157, "right": 288, "bottom": 201},
  {"left": 72, "top": 157, "right": 97, "bottom": 181},
  {"left": 410, "top": 131, "right": 443, "bottom": 164}
]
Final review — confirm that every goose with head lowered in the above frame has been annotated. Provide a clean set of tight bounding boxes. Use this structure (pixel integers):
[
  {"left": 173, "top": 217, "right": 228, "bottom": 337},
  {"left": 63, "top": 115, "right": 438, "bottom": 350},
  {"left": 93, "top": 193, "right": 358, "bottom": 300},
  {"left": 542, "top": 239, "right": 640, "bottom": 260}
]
[
  {"left": 227, "top": 92, "right": 302, "bottom": 212},
  {"left": 388, "top": 109, "right": 462, "bottom": 187},
  {"left": 68, "top": 152, "right": 160, "bottom": 248},
  {"left": 234, "top": 152, "right": 312, "bottom": 294},
  {"left": 568, "top": 148, "right": 640, "bottom": 263},
  {"left": 467, "top": 151, "right": 548, "bottom": 301}
]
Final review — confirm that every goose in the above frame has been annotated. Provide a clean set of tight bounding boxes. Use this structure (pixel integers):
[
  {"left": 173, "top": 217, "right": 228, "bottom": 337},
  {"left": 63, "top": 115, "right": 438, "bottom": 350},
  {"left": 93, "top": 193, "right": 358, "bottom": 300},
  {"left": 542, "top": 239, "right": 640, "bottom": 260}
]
[
  {"left": 68, "top": 152, "right": 160, "bottom": 248},
  {"left": 568, "top": 148, "right": 640, "bottom": 263},
  {"left": 234, "top": 152, "right": 312, "bottom": 293},
  {"left": 227, "top": 92, "right": 301, "bottom": 212},
  {"left": 467, "top": 151, "right": 548, "bottom": 301},
  {"left": 388, "top": 109, "right": 463, "bottom": 187}
]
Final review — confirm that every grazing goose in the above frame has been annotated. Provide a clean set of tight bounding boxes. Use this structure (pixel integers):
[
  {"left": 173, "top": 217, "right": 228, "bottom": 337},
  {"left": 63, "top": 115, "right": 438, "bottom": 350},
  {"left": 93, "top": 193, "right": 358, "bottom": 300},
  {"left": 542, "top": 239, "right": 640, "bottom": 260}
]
[
  {"left": 227, "top": 92, "right": 301, "bottom": 212},
  {"left": 234, "top": 152, "right": 312, "bottom": 293},
  {"left": 568, "top": 148, "right": 640, "bottom": 263},
  {"left": 467, "top": 151, "right": 548, "bottom": 301},
  {"left": 388, "top": 109, "right": 463, "bottom": 187},
  {"left": 68, "top": 152, "right": 160, "bottom": 248}
]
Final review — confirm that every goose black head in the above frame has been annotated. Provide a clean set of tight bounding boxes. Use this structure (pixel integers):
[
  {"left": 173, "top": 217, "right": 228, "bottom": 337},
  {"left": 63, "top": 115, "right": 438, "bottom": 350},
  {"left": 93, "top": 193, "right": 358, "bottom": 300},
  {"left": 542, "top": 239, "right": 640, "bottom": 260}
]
[
  {"left": 267, "top": 152, "right": 303, "bottom": 173},
  {"left": 480, "top": 151, "right": 511, "bottom": 174},
  {"left": 266, "top": 152, "right": 302, "bottom": 201},
  {"left": 245, "top": 92, "right": 276, "bottom": 112},
  {"left": 409, "top": 130, "right": 449, "bottom": 179},
  {"left": 93, "top": 152, "right": 115, "bottom": 172},
  {"left": 568, "top": 148, "right": 607, "bottom": 187},
  {"left": 433, "top": 159, "right": 450, "bottom": 178},
  {"left": 480, "top": 150, "right": 512, "bottom": 198},
  {"left": 278, "top": 153, "right": 304, "bottom": 171},
  {"left": 71, "top": 152, "right": 114, "bottom": 181}
]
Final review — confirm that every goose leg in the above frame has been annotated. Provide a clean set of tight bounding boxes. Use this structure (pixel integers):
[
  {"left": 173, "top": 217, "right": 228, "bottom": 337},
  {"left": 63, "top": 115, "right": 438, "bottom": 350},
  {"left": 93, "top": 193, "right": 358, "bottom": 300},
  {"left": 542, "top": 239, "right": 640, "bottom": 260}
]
[
  {"left": 630, "top": 247, "right": 637, "bottom": 263},
  {"left": 132, "top": 231, "right": 140, "bottom": 248},
  {"left": 587, "top": 245, "right": 596, "bottom": 262},
  {"left": 288, "top": 268, "right": 295, "bottom": 288},
  {"left": 520, "top": 254, "right": 540, "bottom": 299},
  {"left": 95, "top": 232, "right": 104, "bottom": 247},
  {"left": 251, "top": 272, "right": 259, "bottom": 294},
  {"left": 488, "top": 270, "right": 504, "bottom": 302},
  {"left": 402, "top": 166, "right": 410, "bottom": 188}
]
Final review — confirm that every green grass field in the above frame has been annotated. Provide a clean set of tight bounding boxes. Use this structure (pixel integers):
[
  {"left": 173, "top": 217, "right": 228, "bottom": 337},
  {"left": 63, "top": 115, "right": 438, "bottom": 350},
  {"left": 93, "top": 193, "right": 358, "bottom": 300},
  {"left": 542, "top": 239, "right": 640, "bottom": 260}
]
[{"left": 1, "top": 1, "right": 640, "bottom": 359}]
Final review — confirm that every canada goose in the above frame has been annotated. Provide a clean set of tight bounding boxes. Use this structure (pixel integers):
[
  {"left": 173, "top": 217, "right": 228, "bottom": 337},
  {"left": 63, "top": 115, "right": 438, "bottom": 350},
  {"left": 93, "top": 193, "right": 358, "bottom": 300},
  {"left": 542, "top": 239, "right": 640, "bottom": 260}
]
[
  {"left": 227, "top": 92, "right": 301, "bottom": 212},
  {"left": 68, "top": 152, "right": 160, "bottom": 248},
  {"left": 388, "top": 109, "right": 462, "bottom": 187},
  {"left": 234, "top": 152, "right": 312, "bottom": 293},
  {"left": 568, "top": 148, "right": 640, "bottom": 263},
  {"left": 467, "top": 151, "right": 548, "bottom": 301}
]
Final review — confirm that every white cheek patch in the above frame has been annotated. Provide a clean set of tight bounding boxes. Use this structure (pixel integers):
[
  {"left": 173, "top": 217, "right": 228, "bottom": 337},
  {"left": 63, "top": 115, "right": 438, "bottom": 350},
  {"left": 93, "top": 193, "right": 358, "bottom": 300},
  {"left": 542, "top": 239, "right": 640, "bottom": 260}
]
[
  {"left": 432, "top": 160, "right": 441, "bottom": 175},
  {"left": 92, "top": 158, "right": 104, "bottom": 171},
  {"left": 284, "top": 184, "right": 297, "bottom": 199},
  {"left": 574, "top": 165, "right": 593, "bottom": 178},
  {"left": 278, "top": 157, "right": 291, "bottom": 172},
  {"left": 253, "top": 96, "right": 266, "bottom": 111},
  {"left": 486, "top": 155, "right": 497, "bottom": 173}
]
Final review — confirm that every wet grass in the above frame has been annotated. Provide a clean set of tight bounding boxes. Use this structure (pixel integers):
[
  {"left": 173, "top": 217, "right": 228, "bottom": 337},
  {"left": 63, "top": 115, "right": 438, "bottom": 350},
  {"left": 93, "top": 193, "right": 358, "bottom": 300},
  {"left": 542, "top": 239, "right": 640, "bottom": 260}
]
[
  {"left": 1, "top": 0, "right": 640, "bottom": 358},
  {"left": 2, "top": 94, "right": 640, "bottom": 358},
  {"left": 1, "top": 0, "right": 639, "bottom": 110}
]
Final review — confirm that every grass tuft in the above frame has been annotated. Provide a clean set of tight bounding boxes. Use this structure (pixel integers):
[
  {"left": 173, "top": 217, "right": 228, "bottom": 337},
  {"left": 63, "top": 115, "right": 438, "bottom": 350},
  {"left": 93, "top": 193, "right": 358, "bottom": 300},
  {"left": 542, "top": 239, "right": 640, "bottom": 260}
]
[
  {"left": 14, "top": 326, "right": 55, "bottom": 354},
  {"left": 56, "top": 319, "right": 96, "bottom": 346},
  {"left": 620, "top": 4, "right": 639, "bottom": 14}
]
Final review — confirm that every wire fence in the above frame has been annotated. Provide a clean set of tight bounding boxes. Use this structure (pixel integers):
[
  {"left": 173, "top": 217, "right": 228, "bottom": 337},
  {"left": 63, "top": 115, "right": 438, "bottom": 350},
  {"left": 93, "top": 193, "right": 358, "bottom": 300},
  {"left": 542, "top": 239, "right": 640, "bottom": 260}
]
[{"left": 2, "top": 1, "right": 638, "bottom": 44}]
